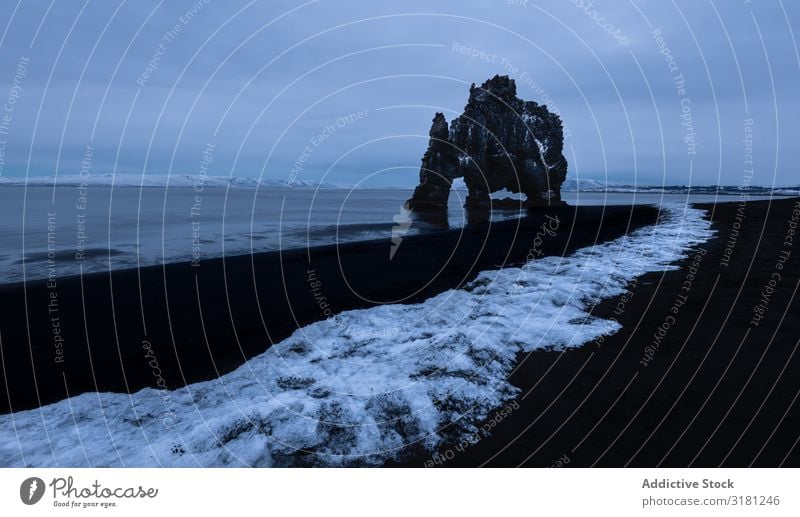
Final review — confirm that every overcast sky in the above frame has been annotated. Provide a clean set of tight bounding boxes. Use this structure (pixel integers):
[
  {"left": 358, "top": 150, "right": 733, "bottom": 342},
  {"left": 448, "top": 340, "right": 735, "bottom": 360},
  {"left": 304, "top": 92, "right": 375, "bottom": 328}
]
[{"left": 0, "top": 0, "right": 797, "bottom": 186}]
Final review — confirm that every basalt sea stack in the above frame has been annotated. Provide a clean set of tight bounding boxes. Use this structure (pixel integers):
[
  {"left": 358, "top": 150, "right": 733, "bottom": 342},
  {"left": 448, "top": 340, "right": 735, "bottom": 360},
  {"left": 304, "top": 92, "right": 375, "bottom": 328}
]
[{"left": 407, "top": 75, "right": 568, "bottom": 209}]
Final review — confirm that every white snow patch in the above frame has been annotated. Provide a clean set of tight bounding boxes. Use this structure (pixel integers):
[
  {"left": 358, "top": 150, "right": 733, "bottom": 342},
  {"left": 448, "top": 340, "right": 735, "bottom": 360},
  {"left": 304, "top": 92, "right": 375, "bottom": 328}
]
[
  {"left": 521, "top": 113, "right": 541, "bottom": 125},
  {"left": 0, "top": 205, "right": 714, "bottom": 467},
  {"left": 533, "top": 136, "right": 551, "bottom": 169}
]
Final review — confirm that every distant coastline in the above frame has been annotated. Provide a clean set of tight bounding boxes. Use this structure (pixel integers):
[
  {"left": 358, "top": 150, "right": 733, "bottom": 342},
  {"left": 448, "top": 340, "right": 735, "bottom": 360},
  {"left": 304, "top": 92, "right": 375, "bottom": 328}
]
[{"left": 1, "top": 173, "right": 798, "bottom": 196}]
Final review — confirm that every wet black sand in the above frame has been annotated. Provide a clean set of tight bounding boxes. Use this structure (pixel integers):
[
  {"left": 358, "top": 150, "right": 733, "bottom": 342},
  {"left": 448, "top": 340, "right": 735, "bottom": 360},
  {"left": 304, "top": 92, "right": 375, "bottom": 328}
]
[
  {"left": 0, "top": 203, "right": 658, "bottom": 414},
  {"left": 402, "top": 197, "right": 800, "bottom": 467}
]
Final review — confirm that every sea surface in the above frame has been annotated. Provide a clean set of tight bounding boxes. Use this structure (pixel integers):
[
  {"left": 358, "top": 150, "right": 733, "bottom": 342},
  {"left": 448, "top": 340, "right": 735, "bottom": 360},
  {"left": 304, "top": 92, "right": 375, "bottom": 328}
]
[{"left": 0, "top": 185, "right": 774, "bottom": 284}]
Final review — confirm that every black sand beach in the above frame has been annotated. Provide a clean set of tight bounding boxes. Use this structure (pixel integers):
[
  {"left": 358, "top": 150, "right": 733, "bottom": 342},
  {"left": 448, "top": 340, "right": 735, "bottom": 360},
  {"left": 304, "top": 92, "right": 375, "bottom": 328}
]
[
  {"left": 0, "top": 203, "right": 658, "bottom": 414},
  {"left": 401, "top": 197, "right": 800, "bottom": 467},
  {"left": 3, "top": 197, "right": 798, "bottom": 469}
]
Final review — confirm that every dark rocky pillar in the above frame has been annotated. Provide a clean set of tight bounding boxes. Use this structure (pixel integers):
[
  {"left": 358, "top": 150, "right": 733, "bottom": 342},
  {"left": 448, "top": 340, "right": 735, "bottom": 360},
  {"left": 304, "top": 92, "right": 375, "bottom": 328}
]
[
  {"left": 407, "top": 76, "right": 569, "bottom": 211},
  {"left": 464, "top": 190, "right": 491, "bottom": 208},
  {"left": 406, "top": 113, "right": 458, "bottom": 210}
]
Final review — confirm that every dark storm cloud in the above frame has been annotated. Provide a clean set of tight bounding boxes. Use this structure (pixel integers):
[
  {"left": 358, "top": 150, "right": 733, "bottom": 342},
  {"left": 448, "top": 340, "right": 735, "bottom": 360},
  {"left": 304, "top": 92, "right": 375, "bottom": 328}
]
[{"left": 0, "top": 0, "right": 796, "bottom": 185}]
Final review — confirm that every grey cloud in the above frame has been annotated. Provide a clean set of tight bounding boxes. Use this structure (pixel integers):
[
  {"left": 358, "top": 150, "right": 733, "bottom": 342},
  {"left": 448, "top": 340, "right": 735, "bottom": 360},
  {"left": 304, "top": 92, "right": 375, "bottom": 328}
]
[{"left": 0, "top": 0, "right": 796, "bottom": 185}]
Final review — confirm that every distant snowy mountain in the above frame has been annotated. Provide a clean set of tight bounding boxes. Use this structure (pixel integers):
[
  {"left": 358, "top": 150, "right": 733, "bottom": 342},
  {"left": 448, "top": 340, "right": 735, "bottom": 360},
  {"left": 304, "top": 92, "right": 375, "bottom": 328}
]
[
  {"left": 561, "top": 178, "right": 799, "bottom": 196},
  {"left": 561, "top": 178, "right": 613, "bottom": 192},
  {"left": 608, "top": 184, "right": 800, "bottom": 196},
  {"left": 0, "top": 173, "right": 340, "bottom": 189}
]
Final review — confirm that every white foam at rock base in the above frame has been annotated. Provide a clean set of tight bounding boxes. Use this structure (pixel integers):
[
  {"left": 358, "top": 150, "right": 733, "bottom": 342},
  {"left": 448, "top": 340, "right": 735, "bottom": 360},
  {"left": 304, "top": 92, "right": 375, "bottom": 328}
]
[{"left": 0, "top": 204, "right": 714, "bottom": 467}]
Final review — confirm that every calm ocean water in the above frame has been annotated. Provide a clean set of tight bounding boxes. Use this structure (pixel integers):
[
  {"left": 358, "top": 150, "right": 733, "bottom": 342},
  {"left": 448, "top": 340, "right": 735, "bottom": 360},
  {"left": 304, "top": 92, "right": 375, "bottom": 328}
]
[{"left": 0, "top": 186, "right": 772, "bottom": 284}]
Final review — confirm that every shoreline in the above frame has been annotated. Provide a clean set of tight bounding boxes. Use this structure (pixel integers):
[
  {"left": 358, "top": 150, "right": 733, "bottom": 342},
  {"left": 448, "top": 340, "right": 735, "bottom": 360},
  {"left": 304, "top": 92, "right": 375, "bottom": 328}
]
[
  {"left": 400, "top": 197, "right": 800, "bottom": 467},
  {"left": 0, "top": 203, "right": 658, "bottom": 414}
]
